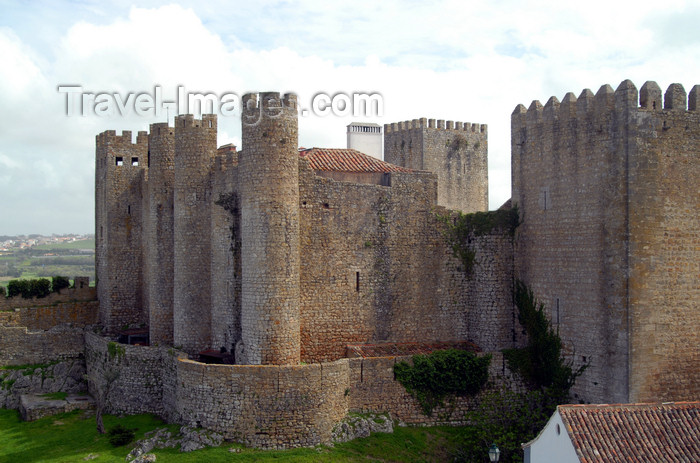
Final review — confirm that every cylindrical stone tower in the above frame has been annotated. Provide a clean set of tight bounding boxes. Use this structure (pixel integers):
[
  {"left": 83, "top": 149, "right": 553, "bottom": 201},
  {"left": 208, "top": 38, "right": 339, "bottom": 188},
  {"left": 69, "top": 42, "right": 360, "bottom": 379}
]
[
  {"left": 173, "top": 114, "right": 217, "bottom": 354},
  {"left": 147, "top": 122, "right": 175, "bottom": 345},
  {"left": 239, "top": 92, "right": 301, "bottom": 365}
]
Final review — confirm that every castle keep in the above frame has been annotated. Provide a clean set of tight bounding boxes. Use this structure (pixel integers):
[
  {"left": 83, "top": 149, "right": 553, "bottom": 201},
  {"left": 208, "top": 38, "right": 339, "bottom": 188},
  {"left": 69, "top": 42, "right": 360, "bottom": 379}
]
[
  {"left": 1, "top": 80, "right": 695, "bottom": 450},
  {"left": 94, "top": 92, "right": 500, "bottom": 367}
]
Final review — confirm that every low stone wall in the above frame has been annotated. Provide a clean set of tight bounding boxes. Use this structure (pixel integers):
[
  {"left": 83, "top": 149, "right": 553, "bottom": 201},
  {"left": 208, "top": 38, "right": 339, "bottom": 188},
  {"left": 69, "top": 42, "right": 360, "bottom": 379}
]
[
  {"left": 0, "top": 286, "right": 96, "bottom": 311},
  {"left": 347, "top": 352, "right": 513, "bottom": 425},
  {"left": 0, "top": 301, "right": 98, "bottom": 329},
  {"left": 84, "top": 333, "right": 518, "bottom": 449},
  {"left": 175, "top": 359, "right": 350, "bottom": 449},
  {"left": 0, "top": 325, "right": 86, "bottom": 366},
  {"left": 84, "top": 332, "right": 183, "bottom": 417}
]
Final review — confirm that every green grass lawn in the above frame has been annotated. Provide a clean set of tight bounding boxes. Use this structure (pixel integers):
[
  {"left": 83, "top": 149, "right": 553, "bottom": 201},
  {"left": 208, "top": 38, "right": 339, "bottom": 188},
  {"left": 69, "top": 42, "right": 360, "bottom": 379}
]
[
  {"left": 31, "top": 239, "right": 95, "bottom": 251},
  {"left": 0, "top": 409, "right": 470, "bottom": 462}
]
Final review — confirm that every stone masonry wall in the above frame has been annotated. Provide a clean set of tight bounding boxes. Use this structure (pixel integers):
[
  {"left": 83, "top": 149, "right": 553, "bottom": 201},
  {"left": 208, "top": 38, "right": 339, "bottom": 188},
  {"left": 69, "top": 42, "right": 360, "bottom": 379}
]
[
  {"left": 0, "top": 286, "right": 96, "bottom": 311},
  {"left": 0, "top": 300, "right": 98, "bottom": 330},
  {"left": 385, "top": 118, "right": 488, "bottom": 213},
  {"left": 627, "top": 82, "right": 700, "bottom": 402},
  {"left": 173, "top": 114, "right": 217, "bottom": 354},
  {"left": 175, "top": 359, "right": 349, "bottom": 449},
  {"left": 146, "top": 122, "right": 175, "bottom": 346},
  {"left": 298, "top": 164, "right": 515, "bottom": 363},
  {"left": 348, "top": 352, "right": 518, "bottom": 425},
  {"left": 512, "top": 83, "right": 633, "bottom": 403},
  {"left": 210, "top": 154, "right": 240, "bottom": 353},
  {"left": 95, "top": 130, "right": 148, "bottom": 332},
  {"left": 84, "top": 331, "right": 184, "bottom": 416},
  {"left": 239, "top": 93, "right": 301, "bottom": 365},
  {"left": 0, "top": 325, "right": 85, "bottom": 366},
  {"left": 512, "top": 79, "right": 700, "bottom": 404}
]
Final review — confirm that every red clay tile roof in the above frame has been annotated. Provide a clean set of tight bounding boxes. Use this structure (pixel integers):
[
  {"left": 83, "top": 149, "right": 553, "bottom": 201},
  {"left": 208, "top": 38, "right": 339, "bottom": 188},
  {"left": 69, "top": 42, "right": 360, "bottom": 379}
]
[
  {"left": 345, "top": 340, "right": 480, "bottom": 358},
  {"left": 558, "top": 402, "right": 700, "bottom": 462},
  {"left": 299, "top": 148, "right": 412, "bottom": 173}
]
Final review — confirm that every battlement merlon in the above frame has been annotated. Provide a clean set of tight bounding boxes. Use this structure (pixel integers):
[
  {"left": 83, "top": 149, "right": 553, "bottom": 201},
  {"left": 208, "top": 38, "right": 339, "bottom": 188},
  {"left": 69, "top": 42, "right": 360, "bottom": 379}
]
[
  {"left": 96, "top": 129, "right": 149, "bottom": 148},
  {"left": 384, "top": 118, "right": 487, "bottom": 135},
  {"left": 242, "top": 92, "right": 297, "bottom": 114},
  {"left": 512, "top": 80, "right": 700, "bottom": 134},
  {"left": 174, "top": 113, "right": 217, "bottom": 130}
]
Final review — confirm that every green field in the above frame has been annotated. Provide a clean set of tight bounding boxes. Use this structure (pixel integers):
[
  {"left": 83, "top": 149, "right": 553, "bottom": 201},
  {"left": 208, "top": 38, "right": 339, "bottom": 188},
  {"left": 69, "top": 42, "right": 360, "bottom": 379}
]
[
  {"left": 0, "top": 238, "right": 95, "bottom": 288},
  {"left": 31, "top": 238, "right": 95, "bottom": 251},
  {"left": 0, "top": 409, "right": 470, "bottom": 462}
]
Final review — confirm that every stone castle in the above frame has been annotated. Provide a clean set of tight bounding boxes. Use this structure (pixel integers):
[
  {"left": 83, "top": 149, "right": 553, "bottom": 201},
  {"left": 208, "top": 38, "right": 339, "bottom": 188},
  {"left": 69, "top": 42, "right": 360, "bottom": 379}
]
[{"left": 1, "top": 79, "right": 697, "bottom": 449}]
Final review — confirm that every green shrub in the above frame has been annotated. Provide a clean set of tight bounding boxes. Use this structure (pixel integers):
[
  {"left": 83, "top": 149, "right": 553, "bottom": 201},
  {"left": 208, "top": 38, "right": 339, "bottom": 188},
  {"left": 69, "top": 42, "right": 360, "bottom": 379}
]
[
  {"left": 51, "top": 276, "right": 70, "bottom": 293},
  {"left": 7, "top": 278, "right": 52, "bottom": 299},
  {"left": 29, "top": 279, "right": 51, "bottom": 298},
  {"left": 0, "top": 286, "right": 5, "bottom": 297},
  {"left": 7, "top": 279, "right": 28, "bottom": 298},
  {"left": 107, "top": 424, "right": 135, "bottom": 447},
  {"left": 394, "top": 349, "right": 491, "bottom": 415}
]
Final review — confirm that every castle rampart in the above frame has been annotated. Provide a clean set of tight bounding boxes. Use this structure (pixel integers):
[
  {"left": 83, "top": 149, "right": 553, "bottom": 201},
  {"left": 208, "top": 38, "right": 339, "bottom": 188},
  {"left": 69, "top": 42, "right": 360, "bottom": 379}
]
[
  {"left": 238, "top": 93, "right": 301, "bottom": 365},
  {"left": 512, "top": 79, "right": 700, "bottom": 403},
  {"left": 384, "top": 117, "right": 488, "bottom": 213}
]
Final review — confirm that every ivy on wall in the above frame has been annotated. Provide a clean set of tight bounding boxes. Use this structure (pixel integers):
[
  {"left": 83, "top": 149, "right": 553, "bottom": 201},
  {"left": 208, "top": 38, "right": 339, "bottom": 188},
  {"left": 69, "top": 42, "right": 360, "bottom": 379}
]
[
  {"left": 393, "top": 349, "right": 491, "bottom": 416},
  {"left": 503, "top": 280, "right": 588, "bottom": 398},
  {"left": 437, "top": 206, "right": 519, "bottom": 275}
]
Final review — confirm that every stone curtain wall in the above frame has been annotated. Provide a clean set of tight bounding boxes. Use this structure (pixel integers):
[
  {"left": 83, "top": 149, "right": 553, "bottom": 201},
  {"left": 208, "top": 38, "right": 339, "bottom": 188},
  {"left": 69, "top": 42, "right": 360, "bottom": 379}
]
[
  {"left": 512, "top": 79, "right": 700, "bottom": 404},
  {"left": 348, "top": 352, "right": 517, "bottom": 425},
  {"left": 175, "top": 360, "right": 349, "bottom": 449},
  {"left": 0, "top": 286, "right": 96, "bottom": 311},
  {"left": 0, "top": 301, "right": 98, "bottom": 330},
  {"left": 95, "top": 130, "right": 148, "bottom": 332},
  {"left": 210, "top": 153, "right": 241, "bottom": 354},
  {"left": 85, "top": 333, "right": 516, "bottom": 449},
  {"left": 627, "top": 83, "right": 700, "bottom": 402},
  {"left": 0, "top": 325, "right": 85, "bottom": 365},
  {"left": 384, "top": 118, "right": 488, "bottom": 213},
  {"left": 298, "top": 164, "right": 515, "bottom": 363},
  {"left": 84, "top": 332, "right": 183, "bottom": 416}
]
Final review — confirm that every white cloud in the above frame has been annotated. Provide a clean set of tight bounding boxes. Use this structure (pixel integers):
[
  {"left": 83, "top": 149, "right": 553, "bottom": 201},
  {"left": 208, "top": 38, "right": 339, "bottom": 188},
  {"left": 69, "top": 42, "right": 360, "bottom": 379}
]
[{"left": 1, "top": 1, "right": 700, "bottom": 233}]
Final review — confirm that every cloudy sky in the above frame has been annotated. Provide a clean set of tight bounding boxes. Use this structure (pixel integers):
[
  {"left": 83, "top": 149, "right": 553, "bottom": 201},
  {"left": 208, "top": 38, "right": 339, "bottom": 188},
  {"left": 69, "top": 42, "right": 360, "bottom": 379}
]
[{"left": 1, "top": 0, "right": 699, "bottom": 235}]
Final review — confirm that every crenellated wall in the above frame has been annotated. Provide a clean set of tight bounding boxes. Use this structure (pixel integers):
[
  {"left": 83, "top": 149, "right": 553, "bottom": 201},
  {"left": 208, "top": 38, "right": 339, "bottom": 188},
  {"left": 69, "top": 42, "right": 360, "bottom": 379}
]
[
  {"left": 626, "top": 82, "right": 700, "bottom": 402},
  {"left": 385, "top": 118, "right": 488, "bottom": 213},
  {"left": 512, "top": 79, "right": 700, "bottom": 403}
]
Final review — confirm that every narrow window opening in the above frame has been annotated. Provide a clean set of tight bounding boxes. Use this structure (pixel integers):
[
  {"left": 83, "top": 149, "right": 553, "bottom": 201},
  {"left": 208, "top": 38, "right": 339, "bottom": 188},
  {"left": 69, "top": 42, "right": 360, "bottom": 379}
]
[
  {"left": 131, "top": 157, "right": 139, "bottom": 166},
  {"left": 355, "top": 271, "right": 360, "bottom": 292},
  {"left": 127, "top": 205, "right": 131, "bottom": 215},
  {"left": 323, "top": 203, "right": 330, "bottom": 209},
  {"left": 116, "top": 157, "right": 123, "bottom": 166},
  {"left": 556, "top": 298, "right": 560, "bottom": 325},
  {"left": 543, "top": 190, "right": 547, "bottom": 210},
  {"left": 208, "top": 120, "right": 212, "bottom": 128}
]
